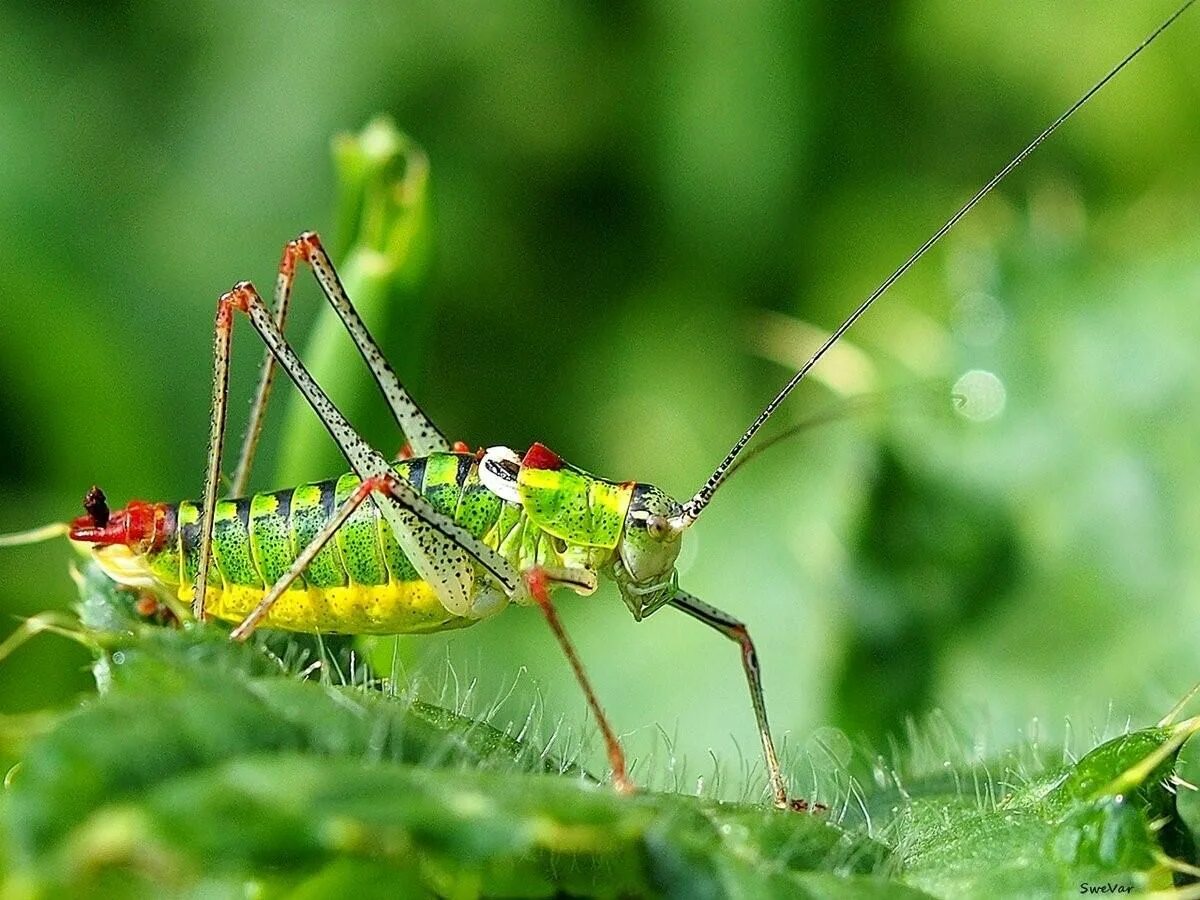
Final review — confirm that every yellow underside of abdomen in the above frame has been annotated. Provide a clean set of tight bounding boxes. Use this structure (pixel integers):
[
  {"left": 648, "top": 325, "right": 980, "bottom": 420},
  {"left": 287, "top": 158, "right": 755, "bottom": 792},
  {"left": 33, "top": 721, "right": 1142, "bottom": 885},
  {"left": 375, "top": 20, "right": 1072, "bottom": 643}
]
[{"left": 179, "top": 580, "right": 475, "bottom": 635}]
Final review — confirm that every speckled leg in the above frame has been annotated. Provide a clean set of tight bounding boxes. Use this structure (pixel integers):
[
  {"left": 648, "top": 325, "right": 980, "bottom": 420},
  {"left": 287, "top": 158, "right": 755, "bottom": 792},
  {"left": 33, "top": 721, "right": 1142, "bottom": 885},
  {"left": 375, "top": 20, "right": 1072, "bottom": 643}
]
[
  {"left": 216, "top": 281, "right": 519, "bottom": 610},
  {"left": 230, "top": 233, "right": 450, "bottom": 498},
  {"left": 296, "top": 232, "right": 449, "bottom": 457},
  {"left": 194, "top": 289, "right": 236, "bottom": 619},
  {"left": 669, "top": 590, "right": 794, "bottom": 810}
]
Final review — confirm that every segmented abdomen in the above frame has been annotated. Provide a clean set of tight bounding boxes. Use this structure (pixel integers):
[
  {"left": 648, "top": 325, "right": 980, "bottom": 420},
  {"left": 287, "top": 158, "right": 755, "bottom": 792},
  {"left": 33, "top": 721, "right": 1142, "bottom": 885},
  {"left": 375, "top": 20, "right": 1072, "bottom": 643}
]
[{"left": 144, "top": 452, "right": 516, "bottom": 634}]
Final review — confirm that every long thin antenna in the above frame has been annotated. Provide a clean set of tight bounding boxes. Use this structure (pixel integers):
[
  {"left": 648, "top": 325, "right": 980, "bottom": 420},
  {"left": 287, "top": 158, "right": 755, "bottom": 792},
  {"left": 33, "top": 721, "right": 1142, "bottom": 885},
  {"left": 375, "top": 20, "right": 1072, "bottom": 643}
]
[
  {"left": 0, "top": 523, "right": 69, "bottom": 547},
  {"left": 677, "top": 0, "right": 1196, "bottom": 526}
]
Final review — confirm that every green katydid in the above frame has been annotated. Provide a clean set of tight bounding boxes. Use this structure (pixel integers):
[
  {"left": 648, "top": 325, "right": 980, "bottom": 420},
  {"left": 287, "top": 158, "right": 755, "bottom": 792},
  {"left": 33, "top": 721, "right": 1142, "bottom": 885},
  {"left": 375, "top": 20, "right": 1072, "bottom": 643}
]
[{"left": 9, "top": 0, "right": 1191, "bottom": 811}]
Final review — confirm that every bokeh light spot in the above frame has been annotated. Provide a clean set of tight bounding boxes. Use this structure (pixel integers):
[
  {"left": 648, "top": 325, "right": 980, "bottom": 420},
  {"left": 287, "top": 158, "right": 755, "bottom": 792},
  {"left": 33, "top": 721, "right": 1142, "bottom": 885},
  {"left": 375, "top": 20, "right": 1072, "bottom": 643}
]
[{"left": 952, "top": 369, "right": 1006, "bottom": 422}]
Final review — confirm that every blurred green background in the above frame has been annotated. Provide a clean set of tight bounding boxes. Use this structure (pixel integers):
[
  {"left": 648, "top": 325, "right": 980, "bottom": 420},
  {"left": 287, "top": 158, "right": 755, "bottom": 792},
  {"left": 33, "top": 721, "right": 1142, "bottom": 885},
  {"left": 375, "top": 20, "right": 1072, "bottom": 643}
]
[{"left": 0, "top": 1, "right": 1198, "bottom": 796}]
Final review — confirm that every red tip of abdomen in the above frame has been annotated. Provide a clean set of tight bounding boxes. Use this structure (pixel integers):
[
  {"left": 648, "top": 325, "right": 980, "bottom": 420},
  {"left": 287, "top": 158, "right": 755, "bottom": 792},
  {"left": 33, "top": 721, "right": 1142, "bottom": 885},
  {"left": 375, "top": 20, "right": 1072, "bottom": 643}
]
[
  {"left": 522, "top": 442, "right": 562, "bottom": 471},
  {"left": 69, "top": 500, "right": 170, "bottom": 550}
]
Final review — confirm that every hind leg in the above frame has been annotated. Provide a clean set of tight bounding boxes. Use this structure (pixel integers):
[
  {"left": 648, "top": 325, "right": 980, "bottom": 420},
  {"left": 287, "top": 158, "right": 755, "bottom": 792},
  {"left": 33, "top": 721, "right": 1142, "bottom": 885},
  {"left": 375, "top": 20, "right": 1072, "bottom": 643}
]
[{"left": 230, "top": 232, "right": 451, "bottom": 497}]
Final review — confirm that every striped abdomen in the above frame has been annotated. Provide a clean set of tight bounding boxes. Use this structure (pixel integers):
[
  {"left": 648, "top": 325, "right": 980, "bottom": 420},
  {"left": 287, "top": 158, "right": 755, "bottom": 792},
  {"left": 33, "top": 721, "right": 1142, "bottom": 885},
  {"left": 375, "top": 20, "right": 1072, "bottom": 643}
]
[{"left": 142, "top": 452, "right": 550, "bottom": 634}]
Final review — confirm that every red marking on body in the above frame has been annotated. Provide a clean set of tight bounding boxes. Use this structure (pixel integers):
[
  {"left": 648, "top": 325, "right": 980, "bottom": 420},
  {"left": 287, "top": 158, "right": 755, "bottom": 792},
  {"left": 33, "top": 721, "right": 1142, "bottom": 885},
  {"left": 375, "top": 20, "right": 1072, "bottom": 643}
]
[
  {"left": 522, "top": 442, "right": 562, "bottom": 471},
  {"left": 69, "top": 500, "right": 167, "bottom": 550},
  {"left": 397, "top": 441, "right": 414, "bottom": 460},
  {"left": 452, "top": 440, "right": 471, "bottom": 454}
]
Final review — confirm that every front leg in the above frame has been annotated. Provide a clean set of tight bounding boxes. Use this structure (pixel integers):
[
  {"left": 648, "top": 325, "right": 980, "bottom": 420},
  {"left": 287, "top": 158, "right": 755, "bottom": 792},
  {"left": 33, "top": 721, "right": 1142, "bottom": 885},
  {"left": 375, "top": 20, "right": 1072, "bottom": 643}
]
[{"left": 669, "top": 589, "right": 793, "bottom": 810}]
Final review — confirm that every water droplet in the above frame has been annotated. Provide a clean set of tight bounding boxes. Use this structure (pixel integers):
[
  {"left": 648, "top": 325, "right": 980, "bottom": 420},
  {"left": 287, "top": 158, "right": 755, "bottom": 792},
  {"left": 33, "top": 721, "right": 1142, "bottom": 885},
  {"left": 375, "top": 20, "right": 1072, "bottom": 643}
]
[
  {"left": 112, "top": 651, "right": 125, "bottom": 665},
  {"left": 952, "top": 370, "right": 1006, "bottom": 422}
]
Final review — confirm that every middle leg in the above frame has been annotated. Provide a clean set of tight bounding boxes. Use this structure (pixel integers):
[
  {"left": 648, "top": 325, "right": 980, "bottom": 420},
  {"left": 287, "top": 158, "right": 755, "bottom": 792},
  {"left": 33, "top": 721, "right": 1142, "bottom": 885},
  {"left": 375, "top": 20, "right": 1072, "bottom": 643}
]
[{"left": 525, "top": 567, "right": 633, "bottom": 795}]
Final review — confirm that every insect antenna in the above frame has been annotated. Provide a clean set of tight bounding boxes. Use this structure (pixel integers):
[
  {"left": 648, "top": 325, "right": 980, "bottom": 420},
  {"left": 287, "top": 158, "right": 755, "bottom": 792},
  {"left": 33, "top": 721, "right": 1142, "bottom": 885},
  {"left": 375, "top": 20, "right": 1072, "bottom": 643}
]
[
  {"left": 0, "top": 523, "right": 70, "bottom": 547},
  {"left": 716, "top": 391, "right": 887, "bottom": 487},
  {"left": 671, "top": 0, "right": 1196, "bottom": 529},
  {"left": 719, "top": 377, "right": 961, "bottom": 486}
]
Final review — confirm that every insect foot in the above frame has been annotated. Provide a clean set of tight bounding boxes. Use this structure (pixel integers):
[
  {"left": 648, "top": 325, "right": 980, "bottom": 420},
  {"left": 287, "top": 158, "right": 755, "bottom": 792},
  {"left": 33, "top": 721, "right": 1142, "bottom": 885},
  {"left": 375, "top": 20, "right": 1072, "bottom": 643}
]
[{"left": 788, "top": 798, "right": 830, "bottom": 815}]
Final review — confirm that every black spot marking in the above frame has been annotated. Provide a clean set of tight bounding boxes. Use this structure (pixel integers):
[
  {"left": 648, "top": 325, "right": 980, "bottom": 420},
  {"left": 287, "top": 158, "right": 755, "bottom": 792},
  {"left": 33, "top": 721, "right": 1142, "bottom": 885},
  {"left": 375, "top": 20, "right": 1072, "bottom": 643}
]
[
  {"left": 317, "top": 479, "right": 336, "bottom": 519},
  {"left": 453, "top": 453, "right": 472, "bottom": 488},
  {"left": 269, "top": 487, "right": 292, "bottom": 521},
  {"left": 233, "top": 497, "right": 252, "bottom": 532},
  {"left": 181, "top": 509, "right": 199, "bottom": 558},
  {"left": 406, "top": 457, "right": 427, "bottom": 493}
]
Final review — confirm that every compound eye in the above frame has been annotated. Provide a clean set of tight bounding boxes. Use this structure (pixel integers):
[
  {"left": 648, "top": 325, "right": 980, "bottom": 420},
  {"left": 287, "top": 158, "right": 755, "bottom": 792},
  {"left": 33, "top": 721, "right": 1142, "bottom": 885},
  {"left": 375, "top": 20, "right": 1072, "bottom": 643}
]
[{"left": 646, "top": 515, "right": 669, "bottom": 540}]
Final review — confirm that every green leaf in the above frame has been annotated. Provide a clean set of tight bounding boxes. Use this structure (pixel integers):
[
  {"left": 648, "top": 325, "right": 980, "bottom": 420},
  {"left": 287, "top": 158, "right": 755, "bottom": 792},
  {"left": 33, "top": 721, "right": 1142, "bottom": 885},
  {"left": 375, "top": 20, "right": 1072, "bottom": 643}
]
[
  {"left": 2, "top": 650, "right": 898, "bottom": 895},
  {"left": 0, "top": 566, "right": 901, "bottom": 896},
  {"left": 887, "top": 723, "right": 1192, "bottom": 898},
  {"left": 8, "top": 563, "right": 1200, "bottom": 896},
  {"left": 1161, "top": 724, "right": 1200, "bottom": 871}
]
